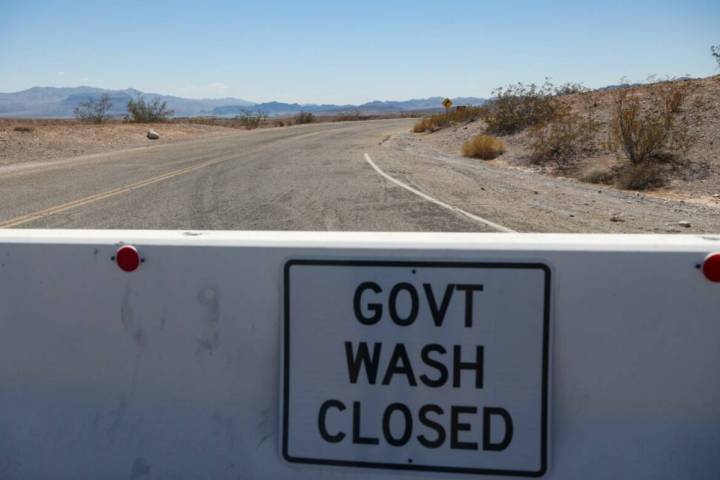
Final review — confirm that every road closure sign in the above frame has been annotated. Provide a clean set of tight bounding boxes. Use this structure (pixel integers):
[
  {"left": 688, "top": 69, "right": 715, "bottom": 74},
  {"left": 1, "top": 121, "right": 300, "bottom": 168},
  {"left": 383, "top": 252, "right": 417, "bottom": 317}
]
[{"left": 282, "top": 260, "right": 550, "bottom": 476}]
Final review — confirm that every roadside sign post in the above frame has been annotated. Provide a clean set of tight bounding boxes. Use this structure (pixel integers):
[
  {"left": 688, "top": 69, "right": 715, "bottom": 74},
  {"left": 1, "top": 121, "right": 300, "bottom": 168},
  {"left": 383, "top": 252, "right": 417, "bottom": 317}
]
[{"left": 0, "top": 230, "right": 718, "bottom": 479}]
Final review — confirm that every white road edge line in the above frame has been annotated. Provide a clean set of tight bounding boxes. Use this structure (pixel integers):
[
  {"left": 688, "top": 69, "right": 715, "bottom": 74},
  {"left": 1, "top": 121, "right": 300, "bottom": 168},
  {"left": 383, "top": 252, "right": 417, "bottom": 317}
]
[{"left": 364, "top": 153, "right": 516, "bottom": 233}]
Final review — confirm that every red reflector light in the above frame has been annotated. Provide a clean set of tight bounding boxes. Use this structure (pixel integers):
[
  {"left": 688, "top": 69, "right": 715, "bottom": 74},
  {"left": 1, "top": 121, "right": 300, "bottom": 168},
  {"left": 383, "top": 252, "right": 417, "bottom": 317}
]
[
  {"left": 702, "top": 253, "right": 720, "bottom": 283},
  {"left": 116, "top": 245, "right": 141, "bottom": 272}
]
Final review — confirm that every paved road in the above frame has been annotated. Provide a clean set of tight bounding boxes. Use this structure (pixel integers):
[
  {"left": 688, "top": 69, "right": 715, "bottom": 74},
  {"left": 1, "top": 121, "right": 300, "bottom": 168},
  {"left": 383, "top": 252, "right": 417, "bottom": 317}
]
[{"left": 0, "top": 118, "right": 718, "bottom": 232}]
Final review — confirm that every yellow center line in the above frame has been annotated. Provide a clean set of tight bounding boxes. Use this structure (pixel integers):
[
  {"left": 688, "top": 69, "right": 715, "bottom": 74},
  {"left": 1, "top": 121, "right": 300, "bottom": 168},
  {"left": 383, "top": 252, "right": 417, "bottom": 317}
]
[{"left": 0, "top": 159, "right": 222, "bottom": 228}]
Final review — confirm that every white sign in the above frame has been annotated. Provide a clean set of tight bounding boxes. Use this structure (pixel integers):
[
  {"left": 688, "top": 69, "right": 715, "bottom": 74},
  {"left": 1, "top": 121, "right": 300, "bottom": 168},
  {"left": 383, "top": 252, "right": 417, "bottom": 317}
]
[{"left": 283, "top": 260, "right": 551, "bottom": 476}]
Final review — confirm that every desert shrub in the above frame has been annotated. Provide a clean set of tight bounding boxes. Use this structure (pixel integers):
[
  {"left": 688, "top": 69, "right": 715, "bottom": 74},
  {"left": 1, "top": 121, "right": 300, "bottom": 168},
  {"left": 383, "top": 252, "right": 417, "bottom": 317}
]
[
  {"left": 605, "top": 85, "right": 694, "bottom": 190},
  {"left": 528, "top": 101, "right": 600, "bottom": 169},
  {"left": 75, "top": 94, "right": 112, "bottom": 123},
  {"left": 295, "top": 111, "right": 316, "bottom": 124},
  {"left": 553, "top": 82, "right": 589, "bottom": 96},
  {"left": 273, "top": 119, "right": 286, "bottom": 127},
  {"left": 658, "top": 82, "right": 690, "bottom": 114},
  {"left": 413, "top": 115, "right": 448, "bottom": 132},
  {"left": 580, "top": 164, "right": 615, "bottom": 184},
  {"left": 461, "top": 135, "right": 505, "bottom": 160},
  {"left": 615, "top": 163, "right": 665, "bottom": 190},
  {"left": 336, "top": 109, "right": 370, "bottom": 121},
  {"left": 13, "top": 125, "right": 34, "bottom": 133},
  {"left": 236, "top": 110, "right": 266, "bottom": 129},
  {"left": 74, "top": 93, "right": 112, "bottom": 123},
  {"left": 447, "top": 106, "right": 486, "bottom": 123},
  {"left": 413, "top": 106, "right": 485, "bottom": 133},
  {"left": 412, "top": 118, "right": 428, "bottom": 132},
  {"left": 484, "top": 81, "right": 559, "bottom": 135},
  {"left": 126, "top": 96, "right": 173, "bottom": 123},
  {"left": 607, "top": 87, "right": 692, "bottom": 166}
]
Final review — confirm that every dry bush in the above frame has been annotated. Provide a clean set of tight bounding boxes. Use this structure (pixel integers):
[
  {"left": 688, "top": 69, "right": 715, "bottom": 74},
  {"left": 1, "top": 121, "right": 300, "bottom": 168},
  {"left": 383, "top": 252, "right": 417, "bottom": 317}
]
[
  {"left": 606, "top": 85, "right": 694, "bottom": 190},
  {"left": 74, "top": 94, "right": 112, "bottom": 123},
  {"left": 413, "top": 106, "right": 485, "bottom": 133},
  {"left": 484, "top": 81, "right": 559, "bottom": 135},
  {"left": 580, "top": 164, "right": 615, "bottom": 184},
  {"left": 336, "top": 109, "right": 371, "bottom": 122},
  {"left": 413, "top": 115, "right": 447, "bottom": 132},
  {"left": 528, "top": 99, "right": 600, "bottom": 170},
  {"left": 658, "top": 82, "right": 690, "bottom": 114},
  {"left": 127, "top": 96, "right": 173, "bottom": 123},
  {"left": 412, "top": 118, "right": 428, "bottom": 132},
  {"left": 607, "top": 87, "right": 692, "bottom": 166},
  {"left": 13, "top": 126, "right": 34, "bottom": 133},
  {"left": 236, "top": 110, "right": 267, "bottom": 130},
  {"left": 553, "top": 82, "right": 589, "bottom": 96},
  {"left": 295, "top": 111, "right": 317, "bottom": 124},
  {"left": 461, "top": 135, "right": 505, "bottom": 160},
  {"left": 447, "top": 106, "right": 486, "bottom": 123},
  {"left": 615, "top": 163, "right": 665, "bottom": 190}
]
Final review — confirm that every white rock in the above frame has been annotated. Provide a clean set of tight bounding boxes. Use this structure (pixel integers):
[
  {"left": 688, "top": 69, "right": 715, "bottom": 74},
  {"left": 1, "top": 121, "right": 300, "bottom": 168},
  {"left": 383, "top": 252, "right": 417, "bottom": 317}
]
[{"left": 147, "top": 129, "right": 160, "bottom": 140}]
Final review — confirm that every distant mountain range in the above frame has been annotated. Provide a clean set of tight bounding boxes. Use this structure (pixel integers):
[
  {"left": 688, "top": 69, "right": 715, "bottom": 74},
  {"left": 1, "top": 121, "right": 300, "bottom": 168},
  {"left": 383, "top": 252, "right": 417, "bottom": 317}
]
[
  {"left": 0, "top": 86, "right": 254, "bottom": 118},
  {"left": 0, "top": 86, "right": 485, "bottom": 118}
]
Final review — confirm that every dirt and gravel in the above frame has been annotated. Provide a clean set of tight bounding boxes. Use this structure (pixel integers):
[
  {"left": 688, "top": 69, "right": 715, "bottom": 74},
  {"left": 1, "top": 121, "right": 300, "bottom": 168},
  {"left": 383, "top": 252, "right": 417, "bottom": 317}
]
[
  {"left": 0, "top": 113, "right": 718, "bottom": 234},
  {"left": 415, "top": 75, "right": 720, "bottom": 206},
  {"left": 0, "top": 120, "right": 238, "bottom": 166},
  {"left": 373, "top": 126, "right": 720, "bottom": 234}
]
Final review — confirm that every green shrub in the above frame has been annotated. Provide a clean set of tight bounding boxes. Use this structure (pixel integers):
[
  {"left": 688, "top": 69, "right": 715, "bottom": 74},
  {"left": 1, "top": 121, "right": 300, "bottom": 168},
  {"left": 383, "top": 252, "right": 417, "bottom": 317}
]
[
  {"left": 484, "top": 81, "right": 559, "bottom": 135},
  {"left": 126, "top": 96, "right": 173, "bottom": 123}
]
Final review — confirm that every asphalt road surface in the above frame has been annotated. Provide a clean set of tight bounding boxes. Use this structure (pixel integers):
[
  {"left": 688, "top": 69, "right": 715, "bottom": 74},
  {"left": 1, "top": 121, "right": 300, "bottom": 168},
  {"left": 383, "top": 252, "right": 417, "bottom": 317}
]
[{"left": 1, "top": 118, "right": 718, "bottom": 232}]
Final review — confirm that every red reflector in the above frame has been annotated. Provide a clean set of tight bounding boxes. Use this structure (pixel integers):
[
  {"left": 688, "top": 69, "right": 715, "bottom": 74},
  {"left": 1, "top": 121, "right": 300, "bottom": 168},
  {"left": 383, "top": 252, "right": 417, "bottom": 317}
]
[
  {"left": 116, "top": 245, "right": 141, "bottom": 272},
  {"left": 702, "top": 253, "right": 720, "bottom": 283}
]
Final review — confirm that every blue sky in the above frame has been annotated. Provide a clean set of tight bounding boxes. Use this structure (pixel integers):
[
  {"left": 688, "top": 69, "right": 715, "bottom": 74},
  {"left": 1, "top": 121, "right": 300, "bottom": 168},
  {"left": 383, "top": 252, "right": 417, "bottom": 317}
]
[{"left": 1, "top": 0, "right": 718, "bottom": 103}]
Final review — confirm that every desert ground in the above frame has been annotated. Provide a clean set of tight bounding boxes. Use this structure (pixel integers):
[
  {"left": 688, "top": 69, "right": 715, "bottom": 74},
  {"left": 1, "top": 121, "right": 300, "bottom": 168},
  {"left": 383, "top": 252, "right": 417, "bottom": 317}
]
[{"left": 415, "top": 75, "right": 720, "bottom": 206}]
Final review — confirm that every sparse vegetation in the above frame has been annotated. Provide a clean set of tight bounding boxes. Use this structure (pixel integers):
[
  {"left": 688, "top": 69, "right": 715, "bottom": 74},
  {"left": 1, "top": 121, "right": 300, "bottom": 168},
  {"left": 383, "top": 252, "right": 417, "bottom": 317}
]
[
  {"left": 13, "top": 125, "right": 34, "bottom": 133},
  {"left": 553, "top": 82, "right": 589, "bottom": 96},
  {"left": 461, "top": 134, "right": 505, "bottom": 160},
  {"left": 606, "top": 84, "right": 694, "bottom": 189},
  {"left": 74, "top": 93, "right": 112, "bottom": 123},
  {"left": 608, "top": 88, "right": 691, "bottom": 165},
  {"left": 528, "top": 99, "right": 600, "bottom": 170},
  {"left": 615, "top": 163, "right": 665, "bottom": 190},
  {"left": 580, "top": 164, "right": 615, "bottom": 184},
  {"left": 484, "top": 81, "right": 559, "bottom": 135},
  {"left": 126, "top": 95, "right": 174, "bottom": 123},
  {"left": 413, "top": 106, "right": 485, "bottom": 133},
  {"left": 236, "top": 110, "right": 267, "bottom": 129},
  {"left": 336, "top": 109, "right": 370, "bottom": 122},
  {"left": 294, "top": 111, "right": 317, "bottom": 124}
]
